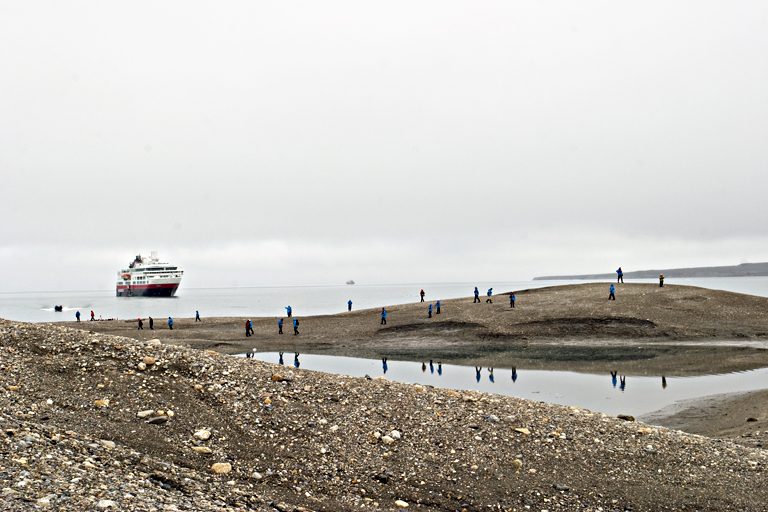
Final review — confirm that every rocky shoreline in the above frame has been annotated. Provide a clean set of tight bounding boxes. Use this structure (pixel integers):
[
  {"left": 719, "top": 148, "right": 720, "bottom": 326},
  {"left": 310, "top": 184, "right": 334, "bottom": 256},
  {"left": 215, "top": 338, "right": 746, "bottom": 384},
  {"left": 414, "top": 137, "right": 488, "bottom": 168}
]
[{"left": 3, "top": 318, "right": 768, "bottom": 511}]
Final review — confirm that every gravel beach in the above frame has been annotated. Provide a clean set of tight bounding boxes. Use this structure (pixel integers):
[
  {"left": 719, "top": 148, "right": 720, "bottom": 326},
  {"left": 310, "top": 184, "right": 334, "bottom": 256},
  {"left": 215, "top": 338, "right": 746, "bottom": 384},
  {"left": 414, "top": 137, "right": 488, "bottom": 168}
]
[{"left": 4, "top": 305, "right": 768, "bottom": 510}]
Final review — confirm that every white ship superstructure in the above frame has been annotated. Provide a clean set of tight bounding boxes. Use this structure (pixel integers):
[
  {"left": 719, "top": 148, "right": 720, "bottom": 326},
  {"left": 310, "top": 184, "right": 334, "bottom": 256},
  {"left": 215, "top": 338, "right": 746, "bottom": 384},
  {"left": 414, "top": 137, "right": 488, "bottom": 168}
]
[{"left": 116, "top": 252, "right": 183, "bottom": 297}]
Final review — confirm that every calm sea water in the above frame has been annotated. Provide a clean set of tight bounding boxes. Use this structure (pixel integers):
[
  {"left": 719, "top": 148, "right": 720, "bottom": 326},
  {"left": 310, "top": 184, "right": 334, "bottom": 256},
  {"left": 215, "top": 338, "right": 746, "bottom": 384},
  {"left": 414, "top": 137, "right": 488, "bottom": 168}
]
[
  {"left": 246, "top": 352, "right": 768, "bottom": 417},
  {"left": 2, "top": 276, "right": 768, "bottom": 323}
]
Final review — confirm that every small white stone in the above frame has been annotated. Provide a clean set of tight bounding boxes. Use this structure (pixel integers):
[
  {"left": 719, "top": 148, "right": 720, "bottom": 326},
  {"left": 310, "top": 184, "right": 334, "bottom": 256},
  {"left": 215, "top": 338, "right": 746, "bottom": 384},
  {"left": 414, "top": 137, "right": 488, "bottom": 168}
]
[
  {"left": 194, "top": 429, "right": 211, "bottom": 440},
  {"left": 389, "top": 430, "right": 401, "bottom": 440},
  {"left": 97, "top": 499, "right": 118, "bottom": 508},
  {"left": 137, "top": 410, "right": 154, "bottom": 418},
  {"left": 395, "top": 500, "right": 409, "bottom": 508}
]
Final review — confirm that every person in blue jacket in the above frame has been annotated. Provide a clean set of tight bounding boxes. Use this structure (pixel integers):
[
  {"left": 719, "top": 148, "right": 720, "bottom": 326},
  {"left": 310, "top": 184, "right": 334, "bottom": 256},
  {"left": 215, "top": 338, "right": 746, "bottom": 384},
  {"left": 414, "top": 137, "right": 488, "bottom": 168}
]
[
  {"left": 382, "top": 357, "right": 388, "bottom": 374},
  {"left": 293, "top": 317, "right": 299, "bottom": 335},
  {"left": 510, "top": 293, "right": 516, "bottom": 308},
  {"left": 75, "top": 311, "right": 81, "bottom": 322},
  {"left": 195, "top": 310, "right": 201, "bottom": 322},
  {"left": 168, "top": 317, "right": 174, "bottom": 330},
  {"left": 248, "top": 319, "right": 254, "bottom": 336},
  {"left": 294, "top": 353, "right": 300, "bottom": 368},
  {"left": 611, "top": 371, "right": 618, "bottom": 388},
  {"left": 436, "top": 300, "right": 441, "bottom": 314},
  {"left": 278, "top": 318, "right": 283, "bottom": 334},
  {"left": 428, "top": 303, "right": 433, "bottom": 318},
  {"left": 473, "top": 287, "right": 480, "bottom": 303},
  {"left": 616, "top": 267, "right": 624, "bottom": 283},
  {"left": 609, "top": 284, "right": 616, "bottom": 300},
  {"left": 348, "top": 300, "right": 352, "bottom": 312},
  {"left": 278, "top": 352, "right": 284, "bottom": 365},
  {"left": 486, "top": 288, "right": 493, "bottom": 303},
  {"left": 285, "top": 306, "right": 292, "bottom": 317},
  {"left": 475, "top": 367, "right": 482, "bottom": 383},
  {"left": 380, "top": 308, "right": 387, "bottom": 325},
  {"left": 488, "top": 368, "right": 495, "bottom": 383}
]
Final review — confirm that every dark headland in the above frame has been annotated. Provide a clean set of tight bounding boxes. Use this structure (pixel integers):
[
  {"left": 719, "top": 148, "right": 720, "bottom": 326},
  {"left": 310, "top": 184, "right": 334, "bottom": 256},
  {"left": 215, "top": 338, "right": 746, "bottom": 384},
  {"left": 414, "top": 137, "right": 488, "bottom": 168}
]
[{"left": 534, "top": 261, "right": 768, "bottom": 280}]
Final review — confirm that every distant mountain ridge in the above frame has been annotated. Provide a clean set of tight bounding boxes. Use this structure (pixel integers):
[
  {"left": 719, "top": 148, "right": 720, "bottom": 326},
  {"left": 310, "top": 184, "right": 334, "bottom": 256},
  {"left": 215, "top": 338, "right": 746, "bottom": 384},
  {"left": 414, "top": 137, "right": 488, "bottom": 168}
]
[{"left": 533, "top": 262, "right": 768, "bottom": 280}]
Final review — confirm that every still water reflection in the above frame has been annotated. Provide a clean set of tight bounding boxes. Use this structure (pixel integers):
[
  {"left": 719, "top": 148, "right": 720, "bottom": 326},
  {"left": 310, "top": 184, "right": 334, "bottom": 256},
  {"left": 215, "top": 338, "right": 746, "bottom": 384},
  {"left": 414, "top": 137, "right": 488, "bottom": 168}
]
[{"left": 242, "top": 352, "right": 768, "bottom": 417}]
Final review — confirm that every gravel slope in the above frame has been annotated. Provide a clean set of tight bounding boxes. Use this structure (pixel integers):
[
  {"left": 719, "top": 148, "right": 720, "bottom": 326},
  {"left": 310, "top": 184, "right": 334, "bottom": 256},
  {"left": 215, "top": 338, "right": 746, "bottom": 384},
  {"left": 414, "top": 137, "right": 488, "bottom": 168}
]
[{"left": 3, "top": 319, "right": 768, "bottom": 511}]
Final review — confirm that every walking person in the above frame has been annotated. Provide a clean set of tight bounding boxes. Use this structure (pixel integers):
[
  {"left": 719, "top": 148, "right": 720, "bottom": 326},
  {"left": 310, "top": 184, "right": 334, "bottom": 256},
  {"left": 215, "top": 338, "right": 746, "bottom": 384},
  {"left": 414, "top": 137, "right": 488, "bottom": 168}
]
[
  {"left": 611, "top": 371, "right": 617, "bottom": 388},
  {"left": 659, "top": 274, "right": 665, "bottom": 287},
  {"left": 436, "top": 300, "right": 441, "bottom": 314},
  {"left": 149, "top": 316, "right": 154, "bottom": 330},
  {"left": 168, "top": 317, "right": 174, "bottom": 330},
  {"left": 195, "top": 310, "right": 201, "bottom": 322},
  {"left": 420, "top": 289, "right": 425, "bottom": 302},
  {"left": 248, "top": 319, "right": 254, "bottom": 336},
  {"left": 245, "top": 320, "right": 251, "bottom": 337},
  {"left": 278, "top": 318, "right": 283, "bottom": 334},
  {"left": 382, "top": 358, "right": 388, "bottom": 374},
  {"left": 278, "top": 352, "right": 284, "bottom": 365},
  {"left": 609, "top": 284, "right": 616, "bottom": 300},
  {"left": 486, "top": 288, "right": 493, "bottom": 303},
  {"left": 510, "top": 293, "right": 516, "bottom": 308},
  {"left": 348, "top": 300, "right": 352, "bottom": 312},
  {"left": 475, "top": 367, "right": 482, "bottom": 383},
  {"left": 75, "top": 311, "right": 81, "bottom": 322},
  {"left": 138, "top": 318, "right": 143, "bottom": 330},
  {"left": 428, "top": 303, "right": 433, "bottom": 318},
  {"left": 90, "top": 310, "right": 95, "bottom": 321},
  {"left": 380, "top": 308, "right": 387, "bottom": 325},
  {"left": 294, "top": 353, "right": 300, "bottom": 368},
  {"left": 488, "top": 368, "right": 494, "bottom": 383},
  {"left": 473, "top": 287, "right": 480, "bottom": 303},
  {"left": 286, "top": 306, "right": 292, "bottom": 317},
  {"left": 293, "top": 318, "right": 299, "bottom": 335},
  {"left": 616, "top": 267, "right": 624, "bottom": 283}
]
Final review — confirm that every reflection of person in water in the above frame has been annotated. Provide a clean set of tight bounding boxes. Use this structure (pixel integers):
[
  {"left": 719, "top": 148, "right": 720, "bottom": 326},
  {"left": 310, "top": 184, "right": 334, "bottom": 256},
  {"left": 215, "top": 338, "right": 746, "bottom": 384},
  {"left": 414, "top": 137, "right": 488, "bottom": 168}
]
[
  {"left": 422, "top": 362, "right": 427, "bottom": 372},
  {"left": 511, "top": 367, "right": 517, "bottom": 382},
  {"left": 437, "top": 362, "right": 442, "bottom": 376},
  {"left": 429, "top": 360, "right": 434, "bottom": 374},
  {"left": 294, "top": 353, "right": 300, "bottom": 368},
  {"left": 611, "top": 371, "right": 617, "bottom": 388},
  {"left": 662, "top": 376, "right": 667, "bottom": 389},
  {"left": 488, "top": 367, "right": 494, "bottom": 383},
  {"left": 382, "top": 358, "right": 388, "bottom": 374},
  {"left": 475, "top": 367, "right": 482, "bottom": 383},
  {"left": 278, "top": 352, "right": 284, "bottom": 365},
  {"left": 620, "top": 375, "right": 626, "bottom": 392}
]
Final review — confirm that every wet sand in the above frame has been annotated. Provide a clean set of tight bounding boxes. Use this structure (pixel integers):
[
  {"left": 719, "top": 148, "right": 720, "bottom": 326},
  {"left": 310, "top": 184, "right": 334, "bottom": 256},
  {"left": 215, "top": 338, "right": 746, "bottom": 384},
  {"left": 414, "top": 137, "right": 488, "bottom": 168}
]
[{"left": 72, "top": 282, "right": 768, "bottom": 438}]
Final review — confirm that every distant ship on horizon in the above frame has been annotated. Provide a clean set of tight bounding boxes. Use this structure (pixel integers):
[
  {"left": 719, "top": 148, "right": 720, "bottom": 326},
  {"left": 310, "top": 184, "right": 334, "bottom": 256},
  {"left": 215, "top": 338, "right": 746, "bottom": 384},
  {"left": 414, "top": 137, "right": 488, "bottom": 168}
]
[
  {"left": 116, "top": 252, "right": 183, "bottom": 297},
  {"left": 346, "top": 280, "right": 355, "bottom": 285}
]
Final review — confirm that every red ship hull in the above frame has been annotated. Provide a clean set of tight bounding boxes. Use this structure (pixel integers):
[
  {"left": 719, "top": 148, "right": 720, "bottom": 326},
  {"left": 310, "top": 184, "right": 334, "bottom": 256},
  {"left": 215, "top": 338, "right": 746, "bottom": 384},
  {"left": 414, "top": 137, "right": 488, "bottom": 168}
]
[{"left": 116, "top": 283, "right": 180, "bottom": 297}]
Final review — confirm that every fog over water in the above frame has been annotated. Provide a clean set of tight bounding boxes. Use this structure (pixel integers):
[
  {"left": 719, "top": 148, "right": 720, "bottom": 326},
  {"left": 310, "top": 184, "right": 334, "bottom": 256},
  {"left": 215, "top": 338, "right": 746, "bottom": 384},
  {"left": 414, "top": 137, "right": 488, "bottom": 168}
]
[{"left": 2, "top": 2, "right": 768, "bottom": 291}]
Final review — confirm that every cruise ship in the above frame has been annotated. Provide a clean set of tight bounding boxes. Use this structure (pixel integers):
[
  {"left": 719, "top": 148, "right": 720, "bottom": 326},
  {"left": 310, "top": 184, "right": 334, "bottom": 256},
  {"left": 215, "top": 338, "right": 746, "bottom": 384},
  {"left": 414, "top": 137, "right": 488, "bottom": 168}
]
[{"left": 116, "top": 252, "right": 183, "bottom": 297}]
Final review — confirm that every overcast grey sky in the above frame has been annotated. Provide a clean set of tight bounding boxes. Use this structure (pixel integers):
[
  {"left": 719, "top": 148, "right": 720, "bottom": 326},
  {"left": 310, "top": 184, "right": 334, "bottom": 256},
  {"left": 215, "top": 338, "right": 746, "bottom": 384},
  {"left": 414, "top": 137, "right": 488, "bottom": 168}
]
[{"left": 2, "top": 1, "right": 768, "bottom": 291}]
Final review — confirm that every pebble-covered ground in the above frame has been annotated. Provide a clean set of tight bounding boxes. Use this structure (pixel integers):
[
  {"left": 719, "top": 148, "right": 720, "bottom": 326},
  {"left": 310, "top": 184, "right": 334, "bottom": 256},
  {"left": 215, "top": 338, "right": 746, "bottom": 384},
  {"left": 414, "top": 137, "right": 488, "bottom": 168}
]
[{"left": 2, "top": 318, "right": 768, "bottom": 511}]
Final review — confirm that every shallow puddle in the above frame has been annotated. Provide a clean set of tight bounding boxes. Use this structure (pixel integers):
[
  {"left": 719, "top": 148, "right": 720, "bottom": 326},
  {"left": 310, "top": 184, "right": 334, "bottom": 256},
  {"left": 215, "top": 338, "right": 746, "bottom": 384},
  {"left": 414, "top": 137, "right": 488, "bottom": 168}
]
[{"left": 242, "top": 352, "right": 768, "bottom": 417}]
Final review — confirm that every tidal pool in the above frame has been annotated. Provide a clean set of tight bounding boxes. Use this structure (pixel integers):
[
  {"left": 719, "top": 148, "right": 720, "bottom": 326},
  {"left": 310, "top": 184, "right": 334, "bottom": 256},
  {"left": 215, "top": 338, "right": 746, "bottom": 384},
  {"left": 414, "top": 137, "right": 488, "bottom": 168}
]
[{"left": 243, "top": 351, "right": 768, "bottom": 418}]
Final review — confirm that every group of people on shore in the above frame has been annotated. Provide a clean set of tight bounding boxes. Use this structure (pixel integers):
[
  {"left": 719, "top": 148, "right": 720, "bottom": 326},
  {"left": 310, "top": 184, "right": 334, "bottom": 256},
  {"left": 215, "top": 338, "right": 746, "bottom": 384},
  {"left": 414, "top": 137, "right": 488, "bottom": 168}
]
[{"left": 610, "top": 267, "right": 667, "bottom": 299}]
